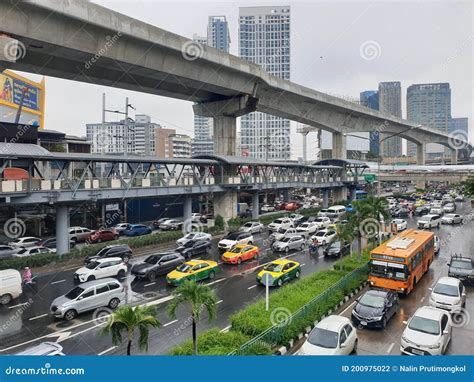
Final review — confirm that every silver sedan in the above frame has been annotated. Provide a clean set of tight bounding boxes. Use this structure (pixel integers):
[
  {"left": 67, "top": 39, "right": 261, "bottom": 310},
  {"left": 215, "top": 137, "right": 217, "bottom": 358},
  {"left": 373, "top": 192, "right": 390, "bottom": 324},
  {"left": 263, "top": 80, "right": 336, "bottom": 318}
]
[{"left": 272, "top": 235, "right": 306, "bottom": 253}]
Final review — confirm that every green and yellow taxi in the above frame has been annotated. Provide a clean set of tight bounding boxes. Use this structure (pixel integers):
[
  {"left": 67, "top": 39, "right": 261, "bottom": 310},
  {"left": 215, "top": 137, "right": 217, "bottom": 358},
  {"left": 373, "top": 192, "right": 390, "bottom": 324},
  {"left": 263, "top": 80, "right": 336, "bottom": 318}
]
[
  {"left": 256, "top": 259, "right": 301, "bottom": 287},
  {"left": 166, "top": 259, "right": 219, "bottom": 286}
]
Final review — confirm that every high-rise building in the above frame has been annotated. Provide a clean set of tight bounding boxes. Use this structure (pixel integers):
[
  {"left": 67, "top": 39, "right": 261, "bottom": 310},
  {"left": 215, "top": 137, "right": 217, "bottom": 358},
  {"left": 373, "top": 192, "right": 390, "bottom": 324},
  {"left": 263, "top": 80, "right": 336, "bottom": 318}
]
[
  {"left": 378, "top": 82, "right": 402, "bottom": 158},
  {"left": 155, "top": 128, "right": 192, "bottom": 158},
  {"left": 207, "top": 16, "right": 230, "bottom": 53},
  {"left": 239, "top": 6, "right": 291, "bottom": 160},
  {"left": 360, "top": 90, "right": 380, "bottom": 156},
  {"left": 86, "top": 114, "right": 159, "bottom": 155},
  {"left": 406, "top": 83, "right": 451, "bottom": 157},
  {"left": 449, "top": 117, "right": 468, "bottom": 135}
]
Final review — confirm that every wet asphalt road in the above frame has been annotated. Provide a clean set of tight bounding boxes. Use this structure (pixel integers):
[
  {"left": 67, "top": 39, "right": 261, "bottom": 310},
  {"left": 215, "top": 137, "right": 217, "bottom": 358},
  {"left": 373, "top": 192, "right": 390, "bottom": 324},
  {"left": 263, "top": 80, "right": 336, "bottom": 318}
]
[{"left": 0, "top": 200, "right": 472, "bottom": 355}]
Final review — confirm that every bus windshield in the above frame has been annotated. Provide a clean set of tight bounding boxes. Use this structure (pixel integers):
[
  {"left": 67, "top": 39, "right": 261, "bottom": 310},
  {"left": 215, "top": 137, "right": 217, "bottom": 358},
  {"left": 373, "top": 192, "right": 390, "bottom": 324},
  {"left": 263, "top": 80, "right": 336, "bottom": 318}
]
[{"left": 369, "top": 260, "right": 409, "bottom": 281}]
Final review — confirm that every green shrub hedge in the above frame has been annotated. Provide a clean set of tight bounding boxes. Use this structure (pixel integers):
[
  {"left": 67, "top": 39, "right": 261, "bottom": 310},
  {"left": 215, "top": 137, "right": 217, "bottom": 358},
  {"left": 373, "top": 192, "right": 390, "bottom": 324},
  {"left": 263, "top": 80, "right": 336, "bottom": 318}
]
[
  {"left": 169, "top": 329, "right": 272, "bottom": 355},
  {"left": 0, "top": 230, "right": 184, "bottom": 271}
]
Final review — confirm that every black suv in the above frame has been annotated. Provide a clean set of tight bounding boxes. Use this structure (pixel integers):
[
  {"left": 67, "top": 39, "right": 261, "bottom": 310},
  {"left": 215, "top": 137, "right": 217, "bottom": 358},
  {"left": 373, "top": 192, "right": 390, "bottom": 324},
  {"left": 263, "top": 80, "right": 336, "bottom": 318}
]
[
  {"left": 176, "top": 239, "right": 212, "bottom": 259},
  {"left": 84, "top": 244, "right": 133, "bottom": 264},
  {"left": 131, "top": 252, "right": 184, "bottom": 281},
  {"left": 448, "top": 254, "right": 473, "bottom": 284}
]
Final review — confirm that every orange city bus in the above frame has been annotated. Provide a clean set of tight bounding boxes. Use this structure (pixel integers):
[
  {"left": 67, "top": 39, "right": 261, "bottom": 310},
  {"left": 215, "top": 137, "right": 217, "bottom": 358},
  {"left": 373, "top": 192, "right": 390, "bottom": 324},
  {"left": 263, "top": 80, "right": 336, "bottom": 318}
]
[{"left": 368, "top": 229, "right": 435, "bottom": 295}]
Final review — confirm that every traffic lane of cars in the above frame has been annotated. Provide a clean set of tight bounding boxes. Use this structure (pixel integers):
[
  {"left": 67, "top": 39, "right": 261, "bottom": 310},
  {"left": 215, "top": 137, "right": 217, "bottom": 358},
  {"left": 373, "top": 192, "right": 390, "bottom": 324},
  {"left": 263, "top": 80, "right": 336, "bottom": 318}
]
[{"left": 59, "top": 249, "right": 341, "bottom": 355}]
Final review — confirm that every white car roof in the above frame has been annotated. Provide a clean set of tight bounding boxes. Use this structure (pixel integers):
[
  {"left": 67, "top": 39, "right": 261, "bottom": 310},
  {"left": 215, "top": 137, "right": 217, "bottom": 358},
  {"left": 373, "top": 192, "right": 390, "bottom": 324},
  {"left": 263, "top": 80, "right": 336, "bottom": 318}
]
[
  {"left": 18, "top": 237, "right": 39, "bottom": 241},
  {"left": 316, "top": 315, "right": 350, "bottom": 331},
  {"left": 436, "top": 276, "right": 461, "bottom": 287},
  {"left": 95, "top": 257, "right": 123, "bottom": 263},
  {"left": 413, "top": 306, "right": 445, "bottom": 321}
]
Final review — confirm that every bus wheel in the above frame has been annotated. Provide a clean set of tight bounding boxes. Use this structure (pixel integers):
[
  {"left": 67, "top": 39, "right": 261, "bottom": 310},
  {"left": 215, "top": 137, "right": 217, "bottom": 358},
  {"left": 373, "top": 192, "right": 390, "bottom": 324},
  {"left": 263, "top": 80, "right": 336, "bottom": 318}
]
[{"left": 413, "top": 277, "right": 417, "bottom": 285}]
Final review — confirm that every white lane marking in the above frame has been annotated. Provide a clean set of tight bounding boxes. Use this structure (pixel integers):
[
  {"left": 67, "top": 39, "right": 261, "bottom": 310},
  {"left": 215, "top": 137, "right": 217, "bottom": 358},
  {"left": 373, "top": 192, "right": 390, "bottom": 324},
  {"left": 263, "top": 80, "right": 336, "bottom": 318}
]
[
  {"left": 51, "top": 279, "right": 66, "bottom": 285},
  {"left": 220, "top": 325, "right": 231, "bottom": 333},
  {"left": 340, "top": 301, "right": 356, "bottom": 315},
  {"left": 98, "top": 346, "right": 117, "bottom": 356},
  {"left": 318, "top": 255, "right": 325, "bottom": 259},
  {"left": 206, "top": 278, "right": 226, "bottom": 287},
  {"left": 247, "top": 285, "right": 257, "bottom": 290},
  {"left": 29, "top": 314, "right": 48, "bottom": 321},
  {"left": 163, "top": 319, "right": 179, "bottom": 327},
  {"left": 8, "top": 302, "right": 29, "bottom": 309},
  {"left": 386, "top": 343, "right": 395, "bottom": 353},
  {"left": 146, "top": 295, "right": 175, "bottom": 307},
  {"left": 216, "top": 300, "right": 223, "bottom": 305},
  {"left": 58, "top": 325, "right": 104, "bottom": 343},
  {"left": 144, "top": 282, "right": 156, "bottom": 287}
]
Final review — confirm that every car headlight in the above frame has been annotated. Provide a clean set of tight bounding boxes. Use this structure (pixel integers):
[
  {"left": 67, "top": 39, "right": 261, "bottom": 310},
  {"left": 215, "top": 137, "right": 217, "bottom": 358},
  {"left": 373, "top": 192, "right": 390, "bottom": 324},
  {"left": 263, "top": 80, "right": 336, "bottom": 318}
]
[
  {"left": 428, "top": 343, "right": 441, "bottom": 349},
  {"left": 453, "top": 299, "right": 461, "bottom": 305},
  {"left": 373, "top": 316, "right": 383, "bottom": 321}
]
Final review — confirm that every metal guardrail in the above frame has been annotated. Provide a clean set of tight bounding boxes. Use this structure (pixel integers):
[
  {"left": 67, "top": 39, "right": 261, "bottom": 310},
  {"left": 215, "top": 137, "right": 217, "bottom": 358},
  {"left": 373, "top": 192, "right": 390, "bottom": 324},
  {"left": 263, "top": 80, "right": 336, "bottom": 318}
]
[{"left": 228, "top": 264, "right": 369, "bottom": 355}]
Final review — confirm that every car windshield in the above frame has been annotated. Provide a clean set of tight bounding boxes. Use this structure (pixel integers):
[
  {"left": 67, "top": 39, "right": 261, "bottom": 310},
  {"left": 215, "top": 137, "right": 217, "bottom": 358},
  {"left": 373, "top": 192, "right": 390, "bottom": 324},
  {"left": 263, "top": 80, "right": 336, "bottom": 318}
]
[
  {"left": 144, "top": 256, "right": 159, "bottom": 265},
  {"left": 369, "top": 260, "right": 408, "bottom": 281},
  {"left": 280, "top": 237, "right": 291, "bottom": 243},
  {"left": 243, "top": 223, "right": 253, "bottom": 228},
  {"left": 328, "top": 241, "right": 341, "bottom": 250},
  {"left": 65, "top": 286, "right": 84, "bottom": 300},
  {"left": 300, "top": 223, "right": 309, "bottom": 228},
  {"left": 264, "top": 263, "right": 283, "bottom": 272},
  {"left": 308, "top": 328, "right": 338, "bottom": 349},
  {"left": 315, "top": 218, "right": 324, "bottom": 222},
  {"left": 274, "top": 219, "right": 283, "bottom": 224},
  {"left": 277, "top": 228, "right": 287, "bottom": 234},
  {"left": 184, "top": 233, "right": 195, "bottom": 240},
  {"left": 176, "top": 264, "right": 191, "bottom": 273},
  {"left": 433, "top": 283, "right": 459, "bottom": 297},
  {"left": 85, "top": 261, "right": 100, "bottom": 270},
  {"left": 450, "top": 260, "right": 472, "bottom": 270},
  {"left": 315, "top": 231, "right": 325, "bottom": 237},
  {"left": 408, "top": 316, "right": 440, "bottom": 335},
  {"left": 230, "top": 247, "right": 243, "bottom": 254},
  {"left": 183, "top": 240, "right": 196, "bottom": 248},
  {"left": 225, "top": 232, "right": 239, "bottom": 240},
  {"left": 359, "top": 293, "right": 385, "bottom": 308},
  {"left": 16, "top": 249, "right": 27, "bottom": 254}
]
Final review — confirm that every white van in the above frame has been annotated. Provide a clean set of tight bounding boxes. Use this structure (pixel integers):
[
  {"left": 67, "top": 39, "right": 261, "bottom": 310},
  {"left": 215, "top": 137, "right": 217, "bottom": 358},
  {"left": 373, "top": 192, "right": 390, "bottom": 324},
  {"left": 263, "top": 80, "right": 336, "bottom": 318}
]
[
  {"left": 0, "top": 269, "right": 22, "bottom": 305},
  {"left": 16, "top": 342, "right": 65, "bottom": 356},
  {"left": 326, "top": 205, "right": 347, "bottom": 218}
]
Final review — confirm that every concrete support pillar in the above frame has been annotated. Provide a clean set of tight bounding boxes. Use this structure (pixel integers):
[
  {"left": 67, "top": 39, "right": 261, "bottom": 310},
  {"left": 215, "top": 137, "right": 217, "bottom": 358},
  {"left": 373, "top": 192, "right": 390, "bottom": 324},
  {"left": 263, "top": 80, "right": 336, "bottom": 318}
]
[
  {"left": 252, "top": 192, "right": 259, "bottom": 220},
  {"left": 214, "top": 191, "right": 238, "bottom": 224},
  {"left": 302, "top": 132, "right": 308, "bottom": 163},
  {"left": 183, "top": 195, "right": 192, "bottom": 233},
  {"left": 349, "top": 186, "right": 357, "bottom": 202},
  {"left": 282, "top": 189, "right": 290, "bottom": 202},
  {"left": 451, "top": 149, "right": 458, "bottom": 165},
  {"left": 332, "top": 132, "right": 347, "bottom": 159},
  {"left": 416, "top": 143, "right": 426, "bottom": 165},
  {"left": 333, "top": 187, "right": 348, "bottom": 202},
  {"left": 322, "top": 189, "right": 329, "bottom": 209},
  {"left": 213, "top": 116, "right": 236, "bottom": 156},
  {"left": 56, "top": 205, "right": 70, "bottom": 256},
  {"left": 415, "top": 180, "right": 426, "bottom": 190}
]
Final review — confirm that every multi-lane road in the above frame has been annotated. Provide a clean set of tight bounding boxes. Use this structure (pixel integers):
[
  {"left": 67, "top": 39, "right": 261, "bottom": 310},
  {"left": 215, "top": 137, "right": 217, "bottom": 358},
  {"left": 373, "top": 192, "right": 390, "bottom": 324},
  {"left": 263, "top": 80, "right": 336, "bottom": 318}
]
[{"left": 0, "top": 201, "right": 472, "bottom": 356}]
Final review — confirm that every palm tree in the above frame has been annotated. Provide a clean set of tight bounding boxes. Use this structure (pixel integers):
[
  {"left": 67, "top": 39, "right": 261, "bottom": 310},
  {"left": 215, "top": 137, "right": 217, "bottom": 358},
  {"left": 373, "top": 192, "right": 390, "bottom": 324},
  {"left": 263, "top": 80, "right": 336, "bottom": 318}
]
[
  {"left": 101, "top": 305, "right": 161, "bottom": 355},
  {"left": 167, "top": 280, "right": 217, "bottom": 355},
  {"left": 463, "top": 177, "right": 474, "bottom": 196},
  {"left": 334, "top": 223, "right": 355, "bottom": 270},
  {"left": 361, "top": 196, "right": 390, "bottom": 244},
  {"left": 347, "top": 200, "right": 370, "bottom": 258}
]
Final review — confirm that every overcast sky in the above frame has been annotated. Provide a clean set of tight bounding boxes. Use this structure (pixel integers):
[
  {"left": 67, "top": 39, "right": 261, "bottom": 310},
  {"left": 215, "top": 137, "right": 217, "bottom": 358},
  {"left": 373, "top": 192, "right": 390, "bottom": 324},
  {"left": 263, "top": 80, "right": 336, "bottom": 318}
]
[{"left": 18, "top": 0, "right": 473, "bottom": 159}]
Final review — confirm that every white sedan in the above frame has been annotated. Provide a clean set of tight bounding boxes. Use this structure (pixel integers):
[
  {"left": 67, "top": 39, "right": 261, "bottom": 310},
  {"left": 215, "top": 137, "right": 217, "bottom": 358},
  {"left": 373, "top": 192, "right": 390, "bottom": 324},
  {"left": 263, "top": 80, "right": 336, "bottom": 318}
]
[
  {"left": 311, "top": 229, "right": 337, "bottom": 246},
  {"left": 313, "top": 216, "right": 331, "bottom": 229},
  {"left": 260, "top": 204, "right": 275, "bottom": 213},
  {"left": 176, "top": 231, "right": 212, "bottom": 246},
  {"left": 297, "top": 315, "right": 358, "bottom": 355},
  {"left": 296, "top": 222, "right": 318, "bottom": 236},
  {"left": 239, "top": 221, "right": 264, "bottom": 234},
  {"left": 392, "top": 219, "right": 407, "bottom": 231},
  {"left": 400, "top": 306, "right": 452, "bottom": 355},
  {"left": 13, "top": 246, "right": 52, "bottom": 257},
  {"left": 429, "top": 277, "right": 466, "bottom": 313},
  {"left": 8, "top": 237, "right": 41, "bottom": 248},
  {"left": 73, "top": 257, "right": 127, "bottom": 283},
  {"left": 441, "top": 214, "right": 463, "bottom": 225}
]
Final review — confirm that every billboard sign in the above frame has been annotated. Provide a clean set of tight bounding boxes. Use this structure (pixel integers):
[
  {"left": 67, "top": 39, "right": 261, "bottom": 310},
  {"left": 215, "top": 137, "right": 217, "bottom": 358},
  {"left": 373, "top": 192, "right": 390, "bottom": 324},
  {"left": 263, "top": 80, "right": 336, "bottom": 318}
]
[{"left": 0, "top": 73, "right": 40, "bottom": 111}]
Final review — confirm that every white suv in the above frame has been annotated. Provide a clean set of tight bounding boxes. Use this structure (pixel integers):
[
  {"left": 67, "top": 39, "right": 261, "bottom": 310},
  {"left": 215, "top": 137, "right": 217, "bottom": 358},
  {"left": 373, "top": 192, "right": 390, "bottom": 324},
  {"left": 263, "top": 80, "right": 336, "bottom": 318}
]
[
  {"left": 73, "top": 257, "right": 127, "bottom": 283},
  {"left": 218, "top": 231, "right": 253, "bottom": 252},
  {"left": 400, "top": 306, "right": 452, "bottom": 355},
  {"left": 268, "top": 218, "right": 293, "bottom": 233},
  {"left": 269, "top": 227, "right": 297, "bottom": 242},
  {"left": 417, "top": 214, "right": 441, "bottom": 229}
]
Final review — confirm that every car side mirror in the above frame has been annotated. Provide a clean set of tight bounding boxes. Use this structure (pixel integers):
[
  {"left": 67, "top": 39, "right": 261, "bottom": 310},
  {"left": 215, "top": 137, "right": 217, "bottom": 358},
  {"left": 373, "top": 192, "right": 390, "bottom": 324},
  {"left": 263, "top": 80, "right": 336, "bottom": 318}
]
[
  {"left": 462, "top": 292, "right": 466, "bottom": 297},
  {"left": 428, "top": 287, "right": 433, "bottom": 291},
  {"left": 340, "top": 343, "right": 346, "bottom": 349},
  {"left": 402, "top": 320, "right": 408, "bottom": 325},
  {"left": 447, "top": 263, "right": 450, "bottom": 266},
  {"left": 443, "top": 330, "right": 449, "bottom": 335},
  {"left": 78, "top": 296, "right": 84, "bottom": 300}
]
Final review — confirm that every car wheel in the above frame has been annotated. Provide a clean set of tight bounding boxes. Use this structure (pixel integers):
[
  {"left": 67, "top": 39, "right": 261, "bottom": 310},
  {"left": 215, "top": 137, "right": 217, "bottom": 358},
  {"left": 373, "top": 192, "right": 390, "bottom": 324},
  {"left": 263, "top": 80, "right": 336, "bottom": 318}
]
[
  {"left": 277, "top": 278, "right": 283, "bottom": 287},
  {"left": 353, "top": 339, "right": 358, "bottom": 354},
  {"left": 109, "top": 298, "right": 120, "bottom": 309},
  {"left": 87, "top": 275, "right": 95, "bottom": 282},
  {"left": 208, "top": 271, "right": 215, "bottom": 280},
  {"left": 64, "top": 309, "right": 77, "bottom": 321},
  {"left": 248, "top": 241, "right": 253, "bottom": 245},
  {"left": 97, "top": 238, "right": 102, "bottom": 243},
  {"left": 117, "top": 269, "right": 126, "bottom": 278},
  {"left": 71, "top": 237, "right": 77, "bottom": 243},
  {"left": 381, "top": 316, "right": 387, "bottom": 329},
  {"left": 0, "top": 293, "right": 12, "bottom": 305},
  {"left": 237, "top": 257, "right": 242, "bottom": 265},
  {"left": 148, "top": 271, "right": 157, "bottom": 282},
  {"left": 295, "top": 270, "right": 300, "bottom": 279},
  {"left": 300, "top": 244, "right": 304, "bottom": 251},
  {"left": 122, "top": 255, "right": 130, "bottom": 264},
  {"left": 285, "top": 246, "right": 289, "bottom": 253}
]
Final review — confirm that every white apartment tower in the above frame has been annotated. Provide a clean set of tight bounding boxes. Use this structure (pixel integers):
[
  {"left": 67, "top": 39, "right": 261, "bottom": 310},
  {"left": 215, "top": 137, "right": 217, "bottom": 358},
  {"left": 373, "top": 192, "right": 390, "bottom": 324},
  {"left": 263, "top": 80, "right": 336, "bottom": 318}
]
[{"left": 239, "top": 6, "right": 291, "bottom": 160}]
